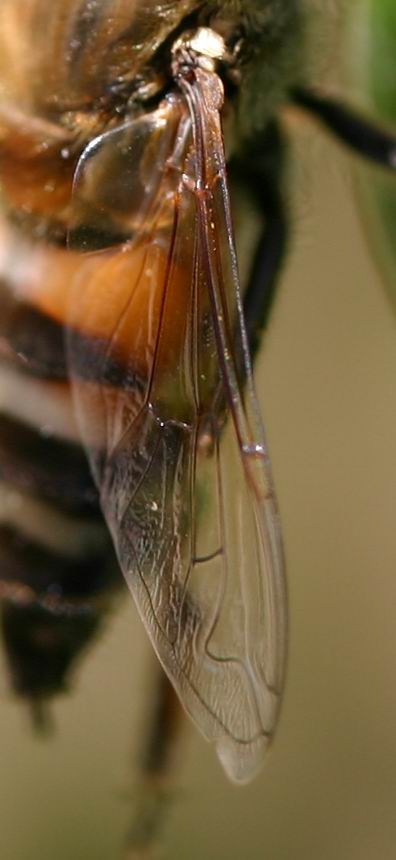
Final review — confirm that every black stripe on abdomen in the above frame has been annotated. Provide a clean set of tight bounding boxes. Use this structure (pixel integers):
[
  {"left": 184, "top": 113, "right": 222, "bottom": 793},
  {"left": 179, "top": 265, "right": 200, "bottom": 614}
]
[{"left": 0, "top": 413, "right": 98, "bottom": 514}]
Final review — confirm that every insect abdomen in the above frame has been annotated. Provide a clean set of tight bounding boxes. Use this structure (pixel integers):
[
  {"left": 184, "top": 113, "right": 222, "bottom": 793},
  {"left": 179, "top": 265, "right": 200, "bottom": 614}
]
[{"left": 0, "top": 262, "right": 119, "bottom": 702}]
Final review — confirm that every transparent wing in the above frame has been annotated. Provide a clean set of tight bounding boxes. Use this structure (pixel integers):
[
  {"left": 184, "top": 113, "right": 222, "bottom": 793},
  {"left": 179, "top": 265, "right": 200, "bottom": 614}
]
[{"left": 66, "top": 80, "right": 286, "bottom": 783}]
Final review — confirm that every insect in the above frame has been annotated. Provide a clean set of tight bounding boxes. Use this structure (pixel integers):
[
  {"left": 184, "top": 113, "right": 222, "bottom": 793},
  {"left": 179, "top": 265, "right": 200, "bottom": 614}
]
[{"left": 0, "top": 0, "right": 395, "bottom": 795}]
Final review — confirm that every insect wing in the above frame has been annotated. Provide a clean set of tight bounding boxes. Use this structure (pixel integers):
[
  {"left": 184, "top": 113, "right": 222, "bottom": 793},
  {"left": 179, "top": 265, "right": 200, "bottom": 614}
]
[{"left": 66, "top": 89, "right": 286, "bottom": 782}]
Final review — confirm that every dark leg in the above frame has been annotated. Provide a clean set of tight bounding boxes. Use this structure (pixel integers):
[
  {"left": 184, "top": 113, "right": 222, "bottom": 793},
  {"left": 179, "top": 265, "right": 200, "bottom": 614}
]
[
  {"left": 125, "top": 666, "right": 182, "bottom": 859},
  {"left": 242, "top": 180, "right": 288, "bottom": 361},
  {"left": 230, "top": 121, "right": 289, "bottom": 363},
  {"left": 292, "top": 87, "right": 396, "bottom": 172}
]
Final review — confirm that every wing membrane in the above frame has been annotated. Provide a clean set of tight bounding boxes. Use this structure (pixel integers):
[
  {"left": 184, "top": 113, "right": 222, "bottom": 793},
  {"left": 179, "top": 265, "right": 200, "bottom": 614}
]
[{"left": 67, "top": 77, "right": 286, "bottom": 782}]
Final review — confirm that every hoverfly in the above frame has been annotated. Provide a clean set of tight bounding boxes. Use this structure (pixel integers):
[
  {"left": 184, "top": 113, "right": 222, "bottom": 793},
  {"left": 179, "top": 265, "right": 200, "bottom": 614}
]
[{"left": 0, "top": 0, "right": 395, "bottom": 794}]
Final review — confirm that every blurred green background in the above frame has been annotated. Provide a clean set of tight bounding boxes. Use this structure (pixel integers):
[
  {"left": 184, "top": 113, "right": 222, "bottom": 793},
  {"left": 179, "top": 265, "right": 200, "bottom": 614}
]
[{"left": 1, "top": 4, "right": 396, "bottom": 859}]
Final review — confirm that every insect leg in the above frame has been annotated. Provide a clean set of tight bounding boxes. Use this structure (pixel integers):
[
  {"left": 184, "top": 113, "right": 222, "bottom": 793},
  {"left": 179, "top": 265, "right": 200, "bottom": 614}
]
[
  {"left": 292, "top": 87, "right": 396, "bottom": 172},
  {"left": 230, "top": 122, "right": 288, "bottom": 361},
  {"left": 126, "top": 666, "right": 183, "bottom": 858}
]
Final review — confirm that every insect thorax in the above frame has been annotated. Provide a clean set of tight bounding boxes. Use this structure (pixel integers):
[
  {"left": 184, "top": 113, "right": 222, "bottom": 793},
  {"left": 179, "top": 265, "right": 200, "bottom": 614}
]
[{"left": 0, "top": 1, "right": 302, "bottom": 139}]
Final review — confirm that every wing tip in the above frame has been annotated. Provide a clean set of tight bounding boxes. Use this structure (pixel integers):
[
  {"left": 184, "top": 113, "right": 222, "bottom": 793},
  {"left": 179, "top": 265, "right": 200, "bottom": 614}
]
[{"left": 216, "top": 733, "right": 271, "bottom": 784}]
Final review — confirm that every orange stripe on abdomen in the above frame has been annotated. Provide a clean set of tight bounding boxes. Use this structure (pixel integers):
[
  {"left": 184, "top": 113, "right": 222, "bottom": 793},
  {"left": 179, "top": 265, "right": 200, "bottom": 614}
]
[{"left": 1, "top": 225, "right": 190, "bottom": 379}]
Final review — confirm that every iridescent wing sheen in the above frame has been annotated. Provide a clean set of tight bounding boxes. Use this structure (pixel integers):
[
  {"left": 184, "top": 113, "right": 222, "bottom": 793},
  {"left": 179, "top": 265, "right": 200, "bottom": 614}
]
[{"left": 66, "top": 73, "right": 286, "bottom": 783}]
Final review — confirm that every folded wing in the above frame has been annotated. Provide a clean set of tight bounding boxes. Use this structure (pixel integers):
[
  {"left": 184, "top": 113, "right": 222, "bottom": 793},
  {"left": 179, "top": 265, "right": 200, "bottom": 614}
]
[{"left": 66, "top": 77, "right": 286, "bottom": 782}]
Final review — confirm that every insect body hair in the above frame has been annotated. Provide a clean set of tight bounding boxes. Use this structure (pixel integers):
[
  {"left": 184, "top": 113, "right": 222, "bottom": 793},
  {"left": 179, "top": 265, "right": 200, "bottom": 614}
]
[{"left": 206, "top": 0, "right": 305, "bottom": 142}]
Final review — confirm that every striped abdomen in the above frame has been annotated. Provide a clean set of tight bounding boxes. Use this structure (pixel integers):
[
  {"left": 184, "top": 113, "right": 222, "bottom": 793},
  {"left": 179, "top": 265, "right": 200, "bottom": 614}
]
[{"left": 0, "top": 138, "right": 121, "bottom": 705}]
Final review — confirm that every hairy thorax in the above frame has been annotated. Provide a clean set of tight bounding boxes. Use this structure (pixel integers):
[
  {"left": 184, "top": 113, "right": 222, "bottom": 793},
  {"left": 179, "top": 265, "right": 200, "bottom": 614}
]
[{"left": 0, "top": 0, "right": 301, "bottom": 136}]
